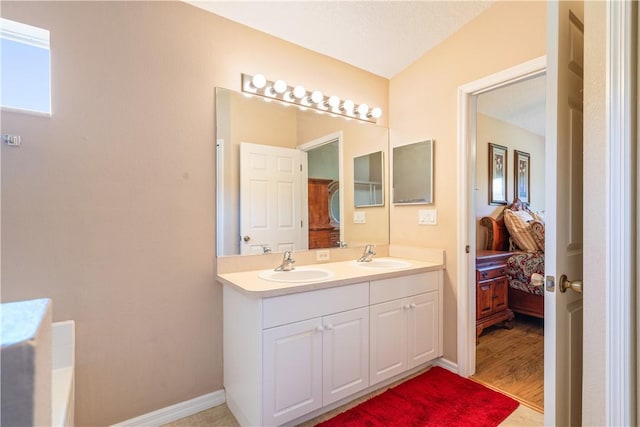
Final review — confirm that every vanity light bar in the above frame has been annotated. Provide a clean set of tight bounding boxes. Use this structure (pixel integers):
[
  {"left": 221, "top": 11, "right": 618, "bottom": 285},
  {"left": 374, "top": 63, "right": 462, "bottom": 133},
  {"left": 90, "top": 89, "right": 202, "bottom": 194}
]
[{"left": 241, "top": 73, "right": 382, "bottom": 123}]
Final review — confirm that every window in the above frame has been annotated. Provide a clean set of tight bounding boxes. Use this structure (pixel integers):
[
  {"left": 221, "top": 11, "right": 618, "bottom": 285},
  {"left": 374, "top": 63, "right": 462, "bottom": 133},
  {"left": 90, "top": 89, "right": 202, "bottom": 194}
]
[{"left": 1, "top": 18, "right": 51, "bottom": 115}]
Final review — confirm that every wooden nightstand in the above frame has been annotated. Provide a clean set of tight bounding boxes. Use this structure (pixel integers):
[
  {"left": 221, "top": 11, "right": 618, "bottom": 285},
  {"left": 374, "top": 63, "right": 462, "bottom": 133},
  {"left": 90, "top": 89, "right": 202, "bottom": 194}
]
[{"left": 476, "top": 250, "right": 515, "bottom": 342}]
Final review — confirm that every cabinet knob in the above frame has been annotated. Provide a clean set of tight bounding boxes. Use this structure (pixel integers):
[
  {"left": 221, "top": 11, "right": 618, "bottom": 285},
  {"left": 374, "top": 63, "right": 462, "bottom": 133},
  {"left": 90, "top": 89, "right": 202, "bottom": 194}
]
[
  {"left": 481, "top": 272, "right": 488, "bottom": 278},
  {"left": 403, "top": 304, "right": 410, "bottom": 310},
  {"left": 409, "top": 303, "right": 416, "bottom": 309},
  {"left": 315, "top": 326, "right": 324, "bottom": 333},
  {"left": 499, "top": 269, "right": 505, "bottom": 275},
  {"left": 324, "top": 324, "right": 333, "bottom": 330}
]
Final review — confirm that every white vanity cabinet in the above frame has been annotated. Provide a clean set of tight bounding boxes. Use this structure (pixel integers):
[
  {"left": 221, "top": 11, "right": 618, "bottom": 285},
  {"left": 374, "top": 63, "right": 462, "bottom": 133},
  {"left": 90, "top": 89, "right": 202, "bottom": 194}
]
[
  {"left": 224, "top": 281, "right": 370, "bottom": 427},
  {"left": 222, "top": 266, "right": 443, "bottom": 427},
  {"left": 262, "top": 306, "right": 369, "bottom": 426},
  {"left": 369, "top": 272, "right": 441, "bottom": 386}
]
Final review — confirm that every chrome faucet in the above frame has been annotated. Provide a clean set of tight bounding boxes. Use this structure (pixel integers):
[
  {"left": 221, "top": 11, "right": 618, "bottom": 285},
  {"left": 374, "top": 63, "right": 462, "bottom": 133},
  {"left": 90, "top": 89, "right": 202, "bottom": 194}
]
[
  {"left": 357, "top": 244, "right": 376, "bottom": 262},
  {"left": 274, "top": 251, "right": 296, "bottom": 271},
  {"left": 337, "top": 241, "right": 348, "bottom": 248}
]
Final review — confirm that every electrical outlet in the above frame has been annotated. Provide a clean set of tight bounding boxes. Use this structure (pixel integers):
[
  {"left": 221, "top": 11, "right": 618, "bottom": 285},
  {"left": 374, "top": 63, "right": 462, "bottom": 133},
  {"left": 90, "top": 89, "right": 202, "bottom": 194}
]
[
  {"left": 316, "top": 250, "right": 330, "bottom": 261},
  {"left": 353, "top": 211, "right": 366, "bottom": 224},
  {"left": 418, "top": 209, "right": 437, "bottom": 225},
  {"left": 2, "top": 134, "right": 21, "bottom": 147}
]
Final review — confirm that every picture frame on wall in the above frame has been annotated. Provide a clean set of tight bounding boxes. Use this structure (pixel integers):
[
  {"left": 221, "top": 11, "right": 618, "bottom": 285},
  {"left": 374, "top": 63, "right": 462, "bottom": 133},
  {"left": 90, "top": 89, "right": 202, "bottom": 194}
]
[
  {"left": 488, "top": 143, "right": 508, "bottom": 205},
  {"left": 514, "top": 150, "right": 531, "bottom": 204}
]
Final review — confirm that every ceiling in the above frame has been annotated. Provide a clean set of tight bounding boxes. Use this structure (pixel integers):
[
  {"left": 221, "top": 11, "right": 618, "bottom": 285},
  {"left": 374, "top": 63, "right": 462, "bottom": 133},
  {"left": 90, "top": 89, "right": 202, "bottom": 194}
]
[
  {"left": 187, "top": 0, "right": 544, "bottom": 136},
  {"left": 477, "top": 75, "right": 546, "bottom": 136},
  {"left": 186, "top": 1, "right": 494, "bottom": 79}
]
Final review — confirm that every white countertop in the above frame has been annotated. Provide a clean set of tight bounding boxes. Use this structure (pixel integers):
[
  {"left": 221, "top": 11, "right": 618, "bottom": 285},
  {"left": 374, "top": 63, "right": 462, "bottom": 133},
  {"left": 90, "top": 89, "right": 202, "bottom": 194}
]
[{"left": 217, "top": 257, "right": 444, "bottom": 298}]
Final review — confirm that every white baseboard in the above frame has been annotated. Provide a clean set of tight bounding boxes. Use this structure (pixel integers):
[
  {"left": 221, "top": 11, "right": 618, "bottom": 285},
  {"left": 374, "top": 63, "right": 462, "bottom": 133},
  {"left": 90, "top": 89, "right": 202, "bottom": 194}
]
[
  {"left": 111, "top": 389, "right": 226, "bottom": 427},
  {"left": 433, "top": 357, "right": 458, "bottom": 374}
]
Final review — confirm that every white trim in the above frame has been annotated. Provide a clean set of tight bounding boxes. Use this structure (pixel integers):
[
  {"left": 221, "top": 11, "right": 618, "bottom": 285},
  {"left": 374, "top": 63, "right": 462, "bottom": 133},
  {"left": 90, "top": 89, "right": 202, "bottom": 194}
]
[
  {"left": 111, "top": 390, "right": 226, "bottom": 427},
  {"left": 0, "top": 17, "right": 49, "bottom": 49},
  {"left": 606, "top": 1, "right": 636, "bottom": 425},
  {"left": 216, "top": 139, "right": 225, "bottom": 256},
  {"left": 432, "top": 357, "right": 458, "bottom": 374},
  {"left": 456, "top": 56, "right": 547, "bottom": 378}
]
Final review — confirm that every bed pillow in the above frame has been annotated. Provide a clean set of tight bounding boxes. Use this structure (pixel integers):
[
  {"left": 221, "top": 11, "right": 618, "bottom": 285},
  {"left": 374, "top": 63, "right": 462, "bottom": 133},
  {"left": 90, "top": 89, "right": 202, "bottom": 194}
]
[
  {"left": 503, "top": 209, "right": 539, "bottom": 252},
  {"left": 530, "top": 219, "right": 545, "bottom": 251}
]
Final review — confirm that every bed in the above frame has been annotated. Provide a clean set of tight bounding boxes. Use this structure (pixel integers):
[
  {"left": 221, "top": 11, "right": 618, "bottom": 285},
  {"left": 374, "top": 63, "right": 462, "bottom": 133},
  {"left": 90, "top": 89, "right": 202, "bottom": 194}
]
[{"left": 480, "top": 198, "right": 545, "bottom": 318}]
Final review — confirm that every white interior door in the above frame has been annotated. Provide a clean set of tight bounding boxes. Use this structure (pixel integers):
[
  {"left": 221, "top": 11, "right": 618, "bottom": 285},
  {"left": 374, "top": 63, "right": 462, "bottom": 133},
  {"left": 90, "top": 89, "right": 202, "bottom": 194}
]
[
  {"left": 240, "top": 142, "right": 302, "bottom": 255},
  {"left": 545, "top": 1, "right": 584, "bottom": 425}
]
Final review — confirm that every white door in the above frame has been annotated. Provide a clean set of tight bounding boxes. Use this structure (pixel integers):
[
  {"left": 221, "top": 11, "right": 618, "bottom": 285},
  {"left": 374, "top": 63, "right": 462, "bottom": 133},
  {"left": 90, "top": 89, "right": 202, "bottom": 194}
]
[
  {"left": 240, "top": 142, "right": 302, "bottom": 255},
  {"left": 322, "top": 307, "right": 369, "bottom": 405},
  {"left": 369, "top": 298, "right": 408, "bottom": 385},
  {"left": 262, "top": 318, "right": 323, "bottom": 426},
  {"left": 407, "top": 292, "right": 439, "bottom": 369},
  {"left": 545, "top": 1, "right": 584, "bottom": 425}
]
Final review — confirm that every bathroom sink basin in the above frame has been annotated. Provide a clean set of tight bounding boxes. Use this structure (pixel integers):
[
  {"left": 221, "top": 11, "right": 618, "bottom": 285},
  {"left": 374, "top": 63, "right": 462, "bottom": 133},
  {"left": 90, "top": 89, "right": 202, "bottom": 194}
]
[
  {"left": 258, "top": 267, "right": 334, "bottom": 283},
  {"left": 354, "top": 258, "right": 412, "bottom": 269}
]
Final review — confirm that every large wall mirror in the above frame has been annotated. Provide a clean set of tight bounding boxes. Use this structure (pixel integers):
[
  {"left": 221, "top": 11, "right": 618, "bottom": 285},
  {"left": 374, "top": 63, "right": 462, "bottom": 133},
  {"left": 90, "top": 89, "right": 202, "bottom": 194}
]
[{"left": 216, "top": 87, "right": 390, "bottom": 256}]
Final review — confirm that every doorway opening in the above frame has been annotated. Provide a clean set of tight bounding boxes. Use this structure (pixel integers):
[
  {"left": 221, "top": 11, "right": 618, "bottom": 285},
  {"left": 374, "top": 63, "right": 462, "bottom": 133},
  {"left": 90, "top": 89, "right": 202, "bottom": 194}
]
[
  {"left": 471, "top": 74, "right": 546, "bottom": 411},
  {"left": 298, "top": 132, "right": 344, "bottom": 250},
  {"left": 455, "top": 56, "right": 547, "bottom": 413}
]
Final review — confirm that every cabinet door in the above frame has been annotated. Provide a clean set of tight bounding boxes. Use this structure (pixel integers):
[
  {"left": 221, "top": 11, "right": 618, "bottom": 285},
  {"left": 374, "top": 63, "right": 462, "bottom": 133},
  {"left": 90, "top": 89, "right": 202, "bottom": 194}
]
[
  {"left": 476, "top": 280, "right": 494, "bottom": 319},
  {"left": 263, "top": 318, "right": 323, "bottom": 426},
  {"left": 322, "top": 307, "right": 369, "bottom": 405},
  {"left": 370, "top": 298, "right": 408, "bottom": 386},
  {"left": 492, "top": 276, "right": 509, "bottom": 312},
  {"left": 407, "top": 292, "right": 439, "bottom": 369}
]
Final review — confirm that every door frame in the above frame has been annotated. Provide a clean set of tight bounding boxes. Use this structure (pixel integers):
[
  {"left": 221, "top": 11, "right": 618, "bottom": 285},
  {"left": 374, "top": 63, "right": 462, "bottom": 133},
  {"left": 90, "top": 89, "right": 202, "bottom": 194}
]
[
  {"left": 604, "top": 1, "right": 637, "bottom": 425},
  {"left": 456, "top": 55, "right": 546, "bottom": 378}
]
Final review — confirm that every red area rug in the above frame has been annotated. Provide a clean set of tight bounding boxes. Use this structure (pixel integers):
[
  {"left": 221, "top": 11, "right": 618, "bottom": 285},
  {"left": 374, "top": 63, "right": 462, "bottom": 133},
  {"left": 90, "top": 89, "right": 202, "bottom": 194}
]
[{"left": 316, "top": 366, "right": 519, "bottom": 427}]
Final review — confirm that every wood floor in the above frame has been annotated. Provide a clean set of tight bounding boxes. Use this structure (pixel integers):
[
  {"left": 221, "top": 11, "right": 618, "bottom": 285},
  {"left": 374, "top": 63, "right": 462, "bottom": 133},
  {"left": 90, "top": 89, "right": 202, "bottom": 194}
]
[{"left": 472, "top": 313, "right": 544, "bottom": 412}]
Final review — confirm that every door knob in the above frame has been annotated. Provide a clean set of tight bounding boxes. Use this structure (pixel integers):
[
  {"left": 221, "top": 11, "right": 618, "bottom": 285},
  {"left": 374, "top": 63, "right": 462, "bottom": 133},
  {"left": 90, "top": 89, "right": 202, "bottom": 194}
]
[
  {"left": 559, "top": 274, "right": 583, "bottom": 293},
  {"left": 243, "top": 235, "right": 251, "bottom": 242}
]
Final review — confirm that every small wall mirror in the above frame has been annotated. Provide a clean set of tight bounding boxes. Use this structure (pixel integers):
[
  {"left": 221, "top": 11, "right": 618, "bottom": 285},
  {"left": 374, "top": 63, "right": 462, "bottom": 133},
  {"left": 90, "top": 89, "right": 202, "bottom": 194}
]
[
  {"left": 354, "top": 151, "right": 384, "bottom": 207},
  {"left": 392, "top": 140, "right": 434, "bottom": 204}
]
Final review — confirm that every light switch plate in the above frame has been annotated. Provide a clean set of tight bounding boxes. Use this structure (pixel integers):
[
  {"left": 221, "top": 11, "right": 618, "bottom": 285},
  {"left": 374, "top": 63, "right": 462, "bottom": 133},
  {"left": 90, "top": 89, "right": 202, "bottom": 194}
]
[
  {"left": 353, "top": 211, "right": 366, "bottom": 224},
  {"left": 418, "top": 209, "right": 437, "bottom": 225}
]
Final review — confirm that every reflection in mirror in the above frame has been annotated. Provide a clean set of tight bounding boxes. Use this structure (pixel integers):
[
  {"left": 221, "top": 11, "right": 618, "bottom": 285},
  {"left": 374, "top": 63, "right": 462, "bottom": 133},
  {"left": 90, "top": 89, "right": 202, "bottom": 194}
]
[
  {"left": 215, "top": 87, "right": 390, "bottom": 256},
  {"left": 392, "top": 140, "right": 434, "bottom": 204},
  {"left": 354, "top": 151, "right": 384, "bottom": 207}
]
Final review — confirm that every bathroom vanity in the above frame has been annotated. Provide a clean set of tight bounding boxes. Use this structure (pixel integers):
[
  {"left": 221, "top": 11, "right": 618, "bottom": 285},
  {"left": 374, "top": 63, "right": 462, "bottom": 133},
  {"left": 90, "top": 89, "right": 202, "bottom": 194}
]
[{"left": 218, "top": 257, "right": 444, "bottom": 427}]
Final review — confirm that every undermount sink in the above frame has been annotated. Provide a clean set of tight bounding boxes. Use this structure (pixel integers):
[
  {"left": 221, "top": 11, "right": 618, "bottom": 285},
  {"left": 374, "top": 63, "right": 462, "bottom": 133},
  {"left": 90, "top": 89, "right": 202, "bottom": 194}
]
[
  {"left": 354, "top": 258, "right": 412, "bottom": 269},
  {"left": 258, "top": 267, "right": 334, "bottom": 283}
]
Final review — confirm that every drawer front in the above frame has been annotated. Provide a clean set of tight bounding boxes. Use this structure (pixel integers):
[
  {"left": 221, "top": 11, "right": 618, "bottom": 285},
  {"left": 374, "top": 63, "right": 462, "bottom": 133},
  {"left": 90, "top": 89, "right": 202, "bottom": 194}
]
[
  {"left": 263, "top": 282, "right": 369, "bottom": 329},
  {"left": 476, "top": 265, "right": 506, "bottom": 281},
  {"left": 370, "top": 272, "right": 438, "bottom": 305}
]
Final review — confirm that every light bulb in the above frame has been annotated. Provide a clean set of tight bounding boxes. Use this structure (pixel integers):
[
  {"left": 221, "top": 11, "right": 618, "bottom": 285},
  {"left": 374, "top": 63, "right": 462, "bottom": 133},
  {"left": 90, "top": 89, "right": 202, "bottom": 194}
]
[
  {"left": 265, "top": 86, "right": 277, "bottom": 97},
  {"left": 328, "top": 96, "right": 340, "bottom": 109},
  {"left": 311, "top": 90, "right": 324, "bottom": 104},
  {"left": 251, "top": 74, "right": 266, "bottom": 89},
  {"left": 357, "top": 104, "right": 369, "bottom": 116},
  {"left": 370, "top": 107, "right": 382, "bottom": 119},
  {"left": 274, "top": 80, "right": 287, "bottom": 94},
  {"left": 293, "top": 85, "right": 306, "bottom": 99},
  {"left": 342, "top": 99, "right": 355, "bottom": 114}
]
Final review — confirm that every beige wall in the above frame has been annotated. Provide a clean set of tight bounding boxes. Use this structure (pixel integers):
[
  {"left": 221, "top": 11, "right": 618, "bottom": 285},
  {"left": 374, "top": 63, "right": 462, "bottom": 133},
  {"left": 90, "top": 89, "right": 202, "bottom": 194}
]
[
  {"left": 0, "top": 2, "right": 388, "bottom": 425},
  {"left": 389, "top": 0, "right": 546, "bottom": 361},
  {"left": 475, "top": 113, "right": 545, "bottom": 249}
]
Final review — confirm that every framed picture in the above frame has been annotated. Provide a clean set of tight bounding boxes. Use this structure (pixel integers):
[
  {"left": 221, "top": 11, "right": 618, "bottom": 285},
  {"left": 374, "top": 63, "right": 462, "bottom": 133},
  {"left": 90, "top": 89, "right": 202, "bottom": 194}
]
[
  {"left": 514, "top": 150, "right": 530, "bottom": 204},
  {"left": 488, "top": 143, "right": 508, "bottom": 205}
]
